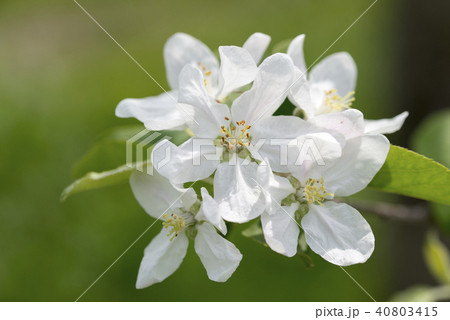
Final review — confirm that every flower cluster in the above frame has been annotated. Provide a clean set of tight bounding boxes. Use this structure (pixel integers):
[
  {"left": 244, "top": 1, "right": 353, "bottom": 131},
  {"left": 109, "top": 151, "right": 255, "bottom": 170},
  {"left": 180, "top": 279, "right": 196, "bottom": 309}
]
[{"left": 116, "top": 33, "right": 408, "bottom": 288}]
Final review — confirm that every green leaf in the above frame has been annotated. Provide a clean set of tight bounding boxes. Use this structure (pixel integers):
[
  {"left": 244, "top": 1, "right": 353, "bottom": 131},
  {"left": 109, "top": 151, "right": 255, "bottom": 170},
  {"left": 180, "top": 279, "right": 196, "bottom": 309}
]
[
  {"left": 61, "top": 162, "right": 148, "bottom": 202},
  {"left": 72, "top": 125, "right": 190, "bottom": 179},
  {"left": 72, "top": 125, "right": 144, "bottom": 179},
  {"left": 241, "top": 221, "right": 314, "bottom": 268},
  {"left": 368, "top": 145, "right": 450, "bottom": 205},
  {"left": 430, "top": 203, "right": 450, "bottom": 235},
  {"left": 423, "top": 231, "right": 450, "bottom": 285},
  {"left": 63, "top": 125, "right": 191, "bottom": 202},
  {"left": 411, "top": 109, "right": 450, "bottom": 168},
  {"left": 390, "top": 285, "right": 435, "bottom": 302},
  {"left": 411, "top": 109, "right": 450, "bottom": 233}
]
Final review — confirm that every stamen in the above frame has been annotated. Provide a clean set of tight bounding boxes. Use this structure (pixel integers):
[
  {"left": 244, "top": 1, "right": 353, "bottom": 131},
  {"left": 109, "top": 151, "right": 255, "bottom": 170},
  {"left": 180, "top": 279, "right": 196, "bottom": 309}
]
[
  {"left": 197, "top": 61, "right": 212, "bottom": 85},
  {"left": 218, "top": 119, "right": 252, "bottom": 152},
  {"left": 302, "top": 177, "right": 334, "bottom": 206},
  {"left": 324, "top": 89, "right": 355, "bottom": 111},
  {"left": 162, "top": 212, "right": 194, "bottom": 241}
]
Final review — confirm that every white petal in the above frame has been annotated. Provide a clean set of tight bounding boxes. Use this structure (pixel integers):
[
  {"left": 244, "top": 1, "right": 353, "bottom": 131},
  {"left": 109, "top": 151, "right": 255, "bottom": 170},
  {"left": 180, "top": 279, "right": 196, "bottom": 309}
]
[
  {"left": 177, "top": 65, "right": 231, "bottom": 138},
  {"left": 164, "top": 33, "right": 218, "bottom": 90},
  {"left": 216, "top": 46, "right": 258, "bottom": 99},
  {"left": 151, "top": 138, "right": 220, "bottom": 184},
  {"left": 136, "top": 228, "right": 189, "bottom": 288},
  {"left": 256, "top": 160, "right": 295, "bottom": 215},
  {"left": 115, "top": 91, "right": 186, "bottom": 131},
  {"left": 308, "top": 109, "right": 365, "bottom": 140},
  {"left": 287, "top": 34, "right": 307, "bottom": 75},
  {"left": 243, "top": 32, "right": 271, "bottom": 64},
  {"left": 309, "top": 52, "right": 357, "bottom": 97},
  {"left": 364, "top": 111, "right": 409, "bottom": 135},
  {"left": 302, "top": 202, "right": 374, "bottom": 266},
  {"left": 287, "top": 132, "right": 343, "bottom": 180},
  {"left": 129, "top": 170, "right": 183, "bottom": 219},
  {"left": 288, "top": 68, "right": 313, "bottom": 117},
  {"left": 251, "top": 115, "right": 318, "bottom": 141},
  {"left": 261, "top": 203, "right": 300, "bottom": 257},
  {"left": 180, "top": 187, "right": 198, "bottom": 212},
  {"left": 307, "top": 134, "right": 390, "bottom": 197},
  {"left": 196, "top": 187, "right": 227, "bottom": 235},
  {"left": 195, "top": 223, "right": 242, "bottom": 282},
  {"left": 251, "top": 116, "right": 340, "bottom": 173},
  {"left": 214, "top": 159, "right": 265, "bottom": 223},
  {"left": 231, "top": 53, "right": 295, "bottom": 125}
]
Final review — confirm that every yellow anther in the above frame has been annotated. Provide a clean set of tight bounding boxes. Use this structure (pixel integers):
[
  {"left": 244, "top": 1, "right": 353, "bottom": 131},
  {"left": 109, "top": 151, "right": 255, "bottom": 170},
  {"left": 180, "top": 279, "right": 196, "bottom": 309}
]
[
  {"left": 218, "top": 119, "right": 252, "bottom": 152},
  {"left": 324, "top": 89, "right": 355, "bottom": 111},
  {"left": 162, "top": 212, "right": 194, "bottom": 241},
  {"left": 302, "top": 177, "right": 334, "bottom": 206},
  {"left": 205, "top": 71, "right": 211, "bottom": 76}
]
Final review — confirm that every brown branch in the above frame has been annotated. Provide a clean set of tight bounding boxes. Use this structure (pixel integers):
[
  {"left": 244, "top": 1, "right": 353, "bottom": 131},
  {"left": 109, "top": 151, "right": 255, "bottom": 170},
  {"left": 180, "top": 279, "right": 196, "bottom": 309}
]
[{"left": 337, "top": 199, "right": 430, "bottom": 222}]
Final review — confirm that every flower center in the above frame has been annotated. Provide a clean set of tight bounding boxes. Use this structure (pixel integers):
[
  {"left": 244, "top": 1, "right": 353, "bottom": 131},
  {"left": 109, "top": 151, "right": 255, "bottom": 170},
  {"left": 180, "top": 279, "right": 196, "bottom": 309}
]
[
  {"left": 323, "top": 88, "right": 355, "bottom": 111},
  {"left": 219, "top": 117, "right": 252, "bottom": 152},
  {"left": 162, "top": 210, "right": 195, "bottom": 241},
  {"left": 300, "top": 177, "right": 334, "bottom": 206},
  {"left": 198, "top": 61, "right": 212, "bottom": 87}
]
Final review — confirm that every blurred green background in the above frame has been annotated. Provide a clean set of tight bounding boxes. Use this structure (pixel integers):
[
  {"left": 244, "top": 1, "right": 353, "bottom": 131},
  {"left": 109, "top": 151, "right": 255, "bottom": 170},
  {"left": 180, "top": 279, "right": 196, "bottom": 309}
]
[{"left": 1, "top": 0, "right": 449, "bottom": 301}]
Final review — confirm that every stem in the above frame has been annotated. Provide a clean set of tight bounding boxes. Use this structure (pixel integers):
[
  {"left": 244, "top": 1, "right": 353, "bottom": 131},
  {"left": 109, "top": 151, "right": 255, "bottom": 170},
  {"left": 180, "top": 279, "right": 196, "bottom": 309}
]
[{"left": 337, "top": 199, "right": 429, "bottom": 222}]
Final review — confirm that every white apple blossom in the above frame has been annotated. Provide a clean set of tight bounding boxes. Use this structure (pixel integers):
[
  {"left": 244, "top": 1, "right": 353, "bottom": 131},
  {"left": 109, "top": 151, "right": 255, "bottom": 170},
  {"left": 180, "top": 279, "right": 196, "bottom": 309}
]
[
  {"left": 151, "top": 53, "right": 298, "bottom": 223},
  {"left": 115, "top": 32, "right": 270, "bottom": 131},
  {"left": 256, "top": 121, "right": 390, "bottom": 266},
  {"left": 287, "top": 34, "right": 409, "bottom": 134},
  {"left": 129, "top": 170, "right": 241, "bottom": 288}
]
